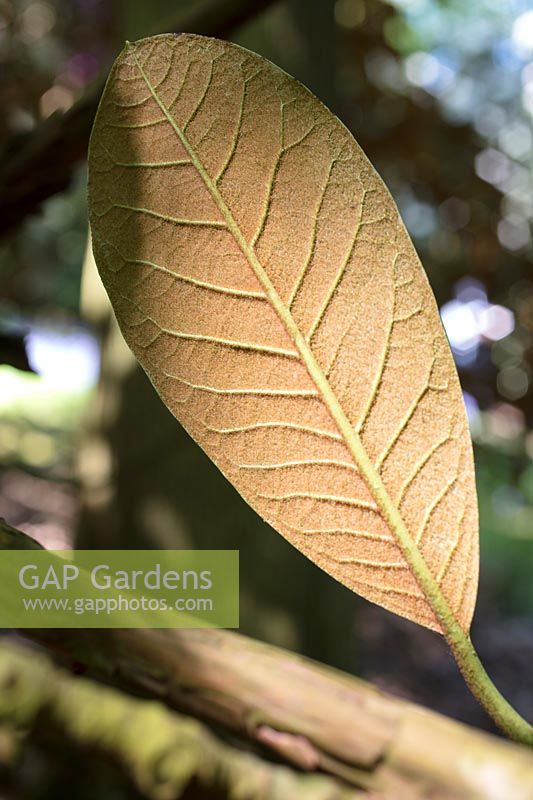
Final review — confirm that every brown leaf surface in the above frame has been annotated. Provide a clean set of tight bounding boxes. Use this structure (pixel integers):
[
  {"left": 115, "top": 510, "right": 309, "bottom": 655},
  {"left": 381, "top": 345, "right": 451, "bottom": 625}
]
[{"left": 88, "top": 34, "right": 479, "bottom": 632}]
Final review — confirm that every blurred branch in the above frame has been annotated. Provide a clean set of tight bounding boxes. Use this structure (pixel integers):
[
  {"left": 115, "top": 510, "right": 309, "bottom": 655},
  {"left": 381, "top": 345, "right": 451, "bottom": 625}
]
[
  {"left": 38, "top": 627, "right": 533, "bottom": 799},
  {"left": 0, "top": 517, "right": 43, "bottom": 550},
  {"left": 0, "top": 641, "right": 365, "bottom": 800},
  {"left": 3, "top": 522, "right": 533, "bottom": 799},
  {"left": 0, "top": 0, "right": 278, "bottom": 239}
]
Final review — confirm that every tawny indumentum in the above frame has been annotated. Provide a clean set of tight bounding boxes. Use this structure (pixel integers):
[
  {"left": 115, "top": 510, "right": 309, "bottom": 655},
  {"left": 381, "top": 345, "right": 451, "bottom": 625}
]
[{"left": 88, "top": 33, "right": 533, "bottom": 743}]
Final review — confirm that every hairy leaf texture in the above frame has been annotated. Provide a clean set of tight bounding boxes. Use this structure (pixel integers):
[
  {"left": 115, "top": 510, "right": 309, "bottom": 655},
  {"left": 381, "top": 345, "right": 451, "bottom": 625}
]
[{"left": 88, "top": 34, "right": 479, "bottom": 632}]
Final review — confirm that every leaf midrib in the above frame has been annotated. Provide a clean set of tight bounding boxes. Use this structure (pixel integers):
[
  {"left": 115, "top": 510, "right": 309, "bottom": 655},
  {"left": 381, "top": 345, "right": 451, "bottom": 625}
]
[{"left": 128, "top": 42, "right": 463, "bottom": 635}]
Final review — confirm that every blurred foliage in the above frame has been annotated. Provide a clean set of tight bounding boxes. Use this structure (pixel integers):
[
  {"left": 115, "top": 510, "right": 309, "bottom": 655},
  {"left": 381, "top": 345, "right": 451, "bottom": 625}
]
[
  {"left": 0, "top": 0, "right": 111, "bottom": 141},
  {"left": 0, "top": 366, "right": 89, "bottom": 472},
  {"left": 0, "top": 167, "right": 88, "bottom": 314},
  {"left": 0, "top": 0, "right": 113, "bottom": 314}
]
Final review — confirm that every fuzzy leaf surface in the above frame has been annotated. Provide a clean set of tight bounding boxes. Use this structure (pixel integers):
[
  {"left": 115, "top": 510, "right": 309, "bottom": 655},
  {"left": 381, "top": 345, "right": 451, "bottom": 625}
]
[{"left": 88, "top": 34, "right": 479, "bottom": 632}]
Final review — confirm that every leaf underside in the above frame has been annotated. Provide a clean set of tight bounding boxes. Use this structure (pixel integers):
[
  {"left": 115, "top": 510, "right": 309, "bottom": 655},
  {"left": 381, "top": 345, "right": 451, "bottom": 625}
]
[{"left": 88, "top": 34, "right": 479, "bottom": 633}]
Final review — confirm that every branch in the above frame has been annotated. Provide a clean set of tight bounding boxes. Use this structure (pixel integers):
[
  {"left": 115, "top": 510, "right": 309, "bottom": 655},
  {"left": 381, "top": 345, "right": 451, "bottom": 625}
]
[
  {"left": 6, "top": 522, "right": 533, "bottom": 797},
  {"left": 0, "top": 641, "right": 365, "bottom": 800},
  {"left": 35, "top": 627, "right": 533, "bottom": 799},
  {"left": 0, "top": 0, "right": 277, "bottom": 238},
  {"left": 0, "top": 517, "right": 43, "bottom": 550}
]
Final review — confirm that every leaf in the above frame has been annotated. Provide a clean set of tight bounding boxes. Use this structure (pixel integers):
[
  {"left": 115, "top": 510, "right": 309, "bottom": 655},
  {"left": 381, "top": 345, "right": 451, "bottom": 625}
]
[{"left": 88, "top": 34, "right": 479, "bottom": 633}]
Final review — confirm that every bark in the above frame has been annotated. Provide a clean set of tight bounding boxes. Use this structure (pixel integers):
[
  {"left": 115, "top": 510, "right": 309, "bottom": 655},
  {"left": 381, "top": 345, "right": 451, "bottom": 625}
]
[
  {"left": 32, "top": 626, "right": 533, "bottom": 800},
  {"left": 3, "top": 520, "right": 533, "bottom": 799},
  {"left": 0, "top": 641, "right": 366, "bottom": 800}
]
